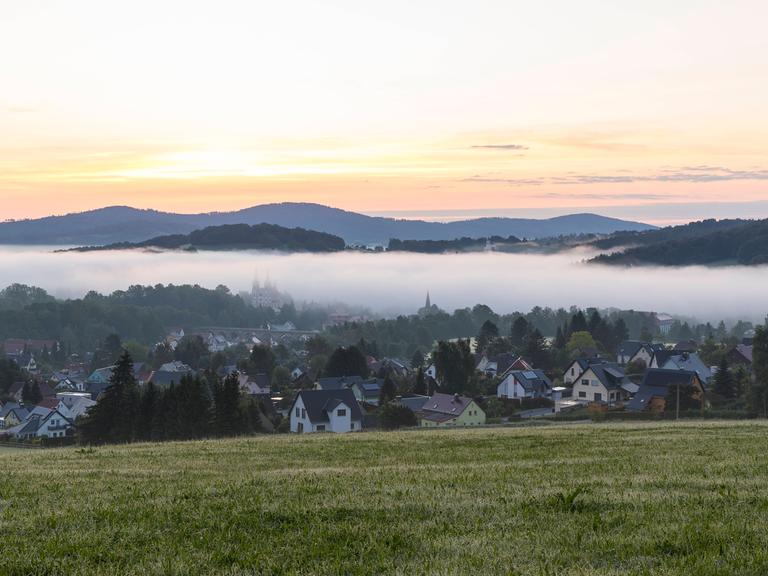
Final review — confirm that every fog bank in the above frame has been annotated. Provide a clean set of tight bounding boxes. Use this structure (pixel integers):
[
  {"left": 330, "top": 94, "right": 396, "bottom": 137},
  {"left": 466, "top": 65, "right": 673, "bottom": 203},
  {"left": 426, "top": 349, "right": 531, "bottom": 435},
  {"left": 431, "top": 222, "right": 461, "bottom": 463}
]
[{"left": 0, "top": 246, "right": 766, "bottom": 323}]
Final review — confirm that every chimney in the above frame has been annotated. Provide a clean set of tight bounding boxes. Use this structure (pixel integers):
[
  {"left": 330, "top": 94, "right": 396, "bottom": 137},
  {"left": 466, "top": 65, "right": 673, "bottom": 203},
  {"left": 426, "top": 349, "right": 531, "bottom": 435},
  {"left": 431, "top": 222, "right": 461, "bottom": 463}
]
[{"left": 453, "top": 393, "right": 461, "bottom": 403}]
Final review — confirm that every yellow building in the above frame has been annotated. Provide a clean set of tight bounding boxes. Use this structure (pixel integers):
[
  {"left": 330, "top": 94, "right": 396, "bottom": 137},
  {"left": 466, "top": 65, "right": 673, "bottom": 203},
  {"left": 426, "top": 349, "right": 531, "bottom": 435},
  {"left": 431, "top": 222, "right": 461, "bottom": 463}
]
[{"left": 418, "top": 393, "right": 486, "bottom": 427}]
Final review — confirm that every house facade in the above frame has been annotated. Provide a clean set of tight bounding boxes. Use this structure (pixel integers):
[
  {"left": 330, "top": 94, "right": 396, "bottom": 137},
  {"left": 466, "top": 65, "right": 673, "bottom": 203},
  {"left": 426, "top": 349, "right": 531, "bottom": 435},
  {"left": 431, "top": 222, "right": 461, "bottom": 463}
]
[
  {"left": 417, "top": 393, "right": 486, "bottom": 427},
  {"left": 497, "top": 370, "right": 553, "bottom": 399},
  {"left": 627, "top": 369, "right": 705, "bottom": 412},
  {"left": 289, "top": 389, "right": 363, "bottom": 433},
  {"left": 571, "top": 364, "right": 635, "bottom": 404}
]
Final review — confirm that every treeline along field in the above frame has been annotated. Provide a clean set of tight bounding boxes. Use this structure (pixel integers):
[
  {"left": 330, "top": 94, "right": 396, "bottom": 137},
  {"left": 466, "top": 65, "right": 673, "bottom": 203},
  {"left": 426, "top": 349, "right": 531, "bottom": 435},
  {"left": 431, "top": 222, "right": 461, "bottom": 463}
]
[{"left": 3, "top": 421, "right": 768, "bottom": 574}]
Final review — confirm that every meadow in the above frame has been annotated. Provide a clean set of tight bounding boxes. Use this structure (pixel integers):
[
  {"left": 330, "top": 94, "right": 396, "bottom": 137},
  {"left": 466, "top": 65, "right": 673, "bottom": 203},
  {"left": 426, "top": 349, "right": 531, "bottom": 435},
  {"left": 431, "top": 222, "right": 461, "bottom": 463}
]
[{"left": 2, "top": 421, "right": 768, "bottom": 575}]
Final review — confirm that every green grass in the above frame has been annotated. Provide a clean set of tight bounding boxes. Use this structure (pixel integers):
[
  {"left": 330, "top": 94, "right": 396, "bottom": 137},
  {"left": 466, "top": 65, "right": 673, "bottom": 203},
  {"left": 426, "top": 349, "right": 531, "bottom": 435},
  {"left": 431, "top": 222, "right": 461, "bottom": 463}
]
[{"left": 2, "top": 421, "right": 768, "bottom": 575}]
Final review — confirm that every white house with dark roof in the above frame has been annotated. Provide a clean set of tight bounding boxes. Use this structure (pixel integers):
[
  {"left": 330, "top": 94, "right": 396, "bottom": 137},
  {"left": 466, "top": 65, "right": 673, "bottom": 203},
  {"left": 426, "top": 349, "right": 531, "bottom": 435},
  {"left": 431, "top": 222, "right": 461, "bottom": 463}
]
[
  {"left": 563, "top": 357, "right": 606, "bottom": 385},
  {"left": 571, "top": 363, "right": 636, "bottom": 404},
  {"left": 289, "top": 389, "right": 363, "bottom": 433},
  {"left": 497, "top": 370, "right": 553, "bottom": 399}
]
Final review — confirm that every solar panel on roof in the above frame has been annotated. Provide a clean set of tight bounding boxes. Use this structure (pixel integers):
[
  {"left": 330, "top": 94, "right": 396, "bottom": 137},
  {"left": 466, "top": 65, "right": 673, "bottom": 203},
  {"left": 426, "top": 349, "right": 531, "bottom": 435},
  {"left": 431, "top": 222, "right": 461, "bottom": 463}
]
[
  {"left": 522, "top": 370, "right": 538, "bottom": 379},
  {"left": 604, "top": 368, "right": 624, "bottom": 378}
]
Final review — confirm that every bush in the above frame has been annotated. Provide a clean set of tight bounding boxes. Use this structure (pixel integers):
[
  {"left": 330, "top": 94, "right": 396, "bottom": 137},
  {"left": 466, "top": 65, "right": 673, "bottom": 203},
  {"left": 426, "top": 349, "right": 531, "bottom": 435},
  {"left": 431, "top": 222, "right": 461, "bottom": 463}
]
[{"left": 380, "top": 404, "right": 418, "bottom": 430}]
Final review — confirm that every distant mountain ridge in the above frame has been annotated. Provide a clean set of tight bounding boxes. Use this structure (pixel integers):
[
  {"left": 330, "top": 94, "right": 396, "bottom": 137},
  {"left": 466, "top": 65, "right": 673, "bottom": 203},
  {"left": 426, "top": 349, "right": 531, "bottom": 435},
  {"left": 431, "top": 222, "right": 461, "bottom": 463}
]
[{"left": 0, "top": 202, "right": 655, "bottom": 246}]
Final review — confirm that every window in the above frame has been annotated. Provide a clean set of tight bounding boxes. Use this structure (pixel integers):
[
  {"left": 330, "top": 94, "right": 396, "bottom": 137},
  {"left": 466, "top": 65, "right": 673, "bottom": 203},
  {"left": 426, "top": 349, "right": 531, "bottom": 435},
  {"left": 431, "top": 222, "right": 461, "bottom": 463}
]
[
  {"left": 295, "top": 407, "right": 300, "bottom": 418},
  {"left": 301, "top": 408, "right": 306, "bottom": 418},
  {"left": 351, "top": 422, "right": 355, "bottom": 430},
  {"left": 581, "top": 379, "right": 589, "bottom": 386},
  {"left": 594, "top": 393, "right": 602, "bottom": 402},
  {"left": 578, "top": 391, "right": 587, "bottom": 398},
  {"left": 316, "top": 425, "right": 326, "bottom": 431},
  {"left": 337, "top": 409, "right": 347, "bottom": 417},
  {"left": 570, "top": 368, "right": 574, "bottom": 375}
]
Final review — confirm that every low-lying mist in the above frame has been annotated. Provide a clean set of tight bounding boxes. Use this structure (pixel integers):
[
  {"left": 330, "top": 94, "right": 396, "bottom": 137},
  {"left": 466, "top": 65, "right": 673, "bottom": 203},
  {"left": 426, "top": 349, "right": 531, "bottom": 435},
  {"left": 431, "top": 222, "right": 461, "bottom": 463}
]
[{"left": 0, "top": 246, "right": 766, "bottom": 323}]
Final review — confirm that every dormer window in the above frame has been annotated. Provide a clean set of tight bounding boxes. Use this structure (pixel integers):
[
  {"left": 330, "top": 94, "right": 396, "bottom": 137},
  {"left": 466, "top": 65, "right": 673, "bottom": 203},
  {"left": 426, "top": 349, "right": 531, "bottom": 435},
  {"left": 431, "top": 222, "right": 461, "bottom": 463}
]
[{"left": 337, "top": 409, "right": 347, "bottom": 417}]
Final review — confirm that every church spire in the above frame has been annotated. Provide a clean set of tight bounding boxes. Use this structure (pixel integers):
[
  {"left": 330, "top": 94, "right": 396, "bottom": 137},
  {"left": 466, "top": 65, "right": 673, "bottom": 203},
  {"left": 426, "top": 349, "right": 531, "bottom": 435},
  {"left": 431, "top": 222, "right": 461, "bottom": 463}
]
[{"left": 425, "top": 291, "right": 431, "bottom": 309}]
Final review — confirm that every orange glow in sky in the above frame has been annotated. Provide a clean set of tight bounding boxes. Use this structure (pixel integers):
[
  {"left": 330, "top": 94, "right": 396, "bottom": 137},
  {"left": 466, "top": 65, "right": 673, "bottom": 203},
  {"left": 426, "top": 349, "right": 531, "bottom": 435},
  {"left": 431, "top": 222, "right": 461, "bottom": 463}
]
[{"left": 2, "top": 1, "right": 767, "bottom": 223}]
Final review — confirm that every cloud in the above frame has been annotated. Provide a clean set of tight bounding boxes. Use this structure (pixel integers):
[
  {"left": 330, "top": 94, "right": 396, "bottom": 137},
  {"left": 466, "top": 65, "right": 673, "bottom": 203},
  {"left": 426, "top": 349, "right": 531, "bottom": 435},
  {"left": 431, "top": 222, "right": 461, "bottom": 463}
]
[
  {"left": 462, "top": 166, "right": 768, "bottom": 187},
  {"left": 470, "top": 144, "right": 529, "bottom": 151}
]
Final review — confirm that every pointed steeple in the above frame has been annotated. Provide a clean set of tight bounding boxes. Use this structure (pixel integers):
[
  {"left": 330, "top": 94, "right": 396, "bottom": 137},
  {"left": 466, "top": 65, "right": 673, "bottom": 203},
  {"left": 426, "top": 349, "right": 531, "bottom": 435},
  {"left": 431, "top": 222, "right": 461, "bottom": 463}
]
[{"left": 425, "top": 291, "right": 431, "bottom": 309}]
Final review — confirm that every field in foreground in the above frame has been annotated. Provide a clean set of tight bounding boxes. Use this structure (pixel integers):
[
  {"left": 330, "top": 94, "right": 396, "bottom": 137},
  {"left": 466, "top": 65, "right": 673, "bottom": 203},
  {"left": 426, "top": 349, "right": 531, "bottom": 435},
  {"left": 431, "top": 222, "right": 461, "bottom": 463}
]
[{"left": 2, "top": 422, "right": 768, "bottom": 575}]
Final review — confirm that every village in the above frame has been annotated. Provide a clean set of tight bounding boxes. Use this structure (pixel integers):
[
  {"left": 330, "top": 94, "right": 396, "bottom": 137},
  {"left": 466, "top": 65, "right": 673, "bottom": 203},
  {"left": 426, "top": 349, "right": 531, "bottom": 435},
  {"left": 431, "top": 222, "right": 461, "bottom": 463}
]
[{"left": 0, "top": 288, "right": 760, "bottom": 444}]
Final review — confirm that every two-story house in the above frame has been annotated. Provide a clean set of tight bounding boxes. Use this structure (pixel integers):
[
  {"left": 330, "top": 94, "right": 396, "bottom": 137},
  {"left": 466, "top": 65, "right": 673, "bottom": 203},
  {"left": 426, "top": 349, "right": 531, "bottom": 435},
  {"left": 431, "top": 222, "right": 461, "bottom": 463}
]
[{"left": 289, "top": 389, "right": 363, "bottom": 433}]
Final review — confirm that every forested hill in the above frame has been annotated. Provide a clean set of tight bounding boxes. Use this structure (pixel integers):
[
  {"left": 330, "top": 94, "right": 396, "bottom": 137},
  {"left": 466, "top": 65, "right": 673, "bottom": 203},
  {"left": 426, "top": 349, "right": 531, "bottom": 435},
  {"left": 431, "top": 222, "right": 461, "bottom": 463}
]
[
  {"left": 387, "top": 235, "right": 522, "bottom": 253},
  {"left": 591, "top": 218, "right": 768, "bottom": 266},
  {"left": 591, "top": 218, "right": 751, "bottom": 250},
  {"left": 68, "top": 223, "right": 347, "bottom": 253}
]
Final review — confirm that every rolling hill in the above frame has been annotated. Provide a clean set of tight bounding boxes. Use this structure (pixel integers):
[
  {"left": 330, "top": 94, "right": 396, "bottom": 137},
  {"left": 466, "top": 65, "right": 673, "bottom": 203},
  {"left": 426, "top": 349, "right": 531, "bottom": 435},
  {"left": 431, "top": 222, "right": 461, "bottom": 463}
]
[
  {"left": 591, "top": 218, "right": 768, "bottom": 266},
  {"left": 0, "top": 203, "right": 655, "bottom": 246}
]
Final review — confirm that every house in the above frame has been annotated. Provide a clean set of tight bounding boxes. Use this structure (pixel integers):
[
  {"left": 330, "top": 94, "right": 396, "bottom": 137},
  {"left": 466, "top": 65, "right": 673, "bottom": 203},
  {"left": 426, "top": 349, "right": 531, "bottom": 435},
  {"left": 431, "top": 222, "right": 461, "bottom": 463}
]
[
  {"left": 651, "top": 351, "right": 712, "bottom": 386},
  {"left": 497, "top": 370, "right": 553, "bottom": 400},
  {"left": 57, "top": 394, "right": 96, "bottom": 419},
  {"left": 239, "top": 373, "right": 271, "bottom": 396},
  {"left": 655, "top": 314, "right": 675, "bottom": 335},
  {"left": 417, "top": 393, "right": 485, "bottom": 427},
  {"left": 0, "top": 403, "right": 29, "bottom": 429},
  {"left": 289, "top": 389, "right": 363, "bottom": 433},
  {"left": 349, "top": 379, "right": 384, "bottom": 405},
  {"left": 291, "top": 366, "right": 306, "bottom": 381},
  {"left": 5, "top": 403, "right": 73, "bottom": 440},
  {"left": 627, "top": 369, "right": 705, "bottom": 412},
  {"left": 728, "top": 344, "right": 753, "bottom": 367},
  {"left": 617, "top": 341, "right": 664, "bottom": 366},
  {"left": 674, "top": 340, "right": 698, "bottom": 353},
  {"left": 394, "top": 395, "right": 429, "bottom": 412},
  {"left": 571, "top": 363, "right": 637, "bottom": 404},
  {"left": 563, "top": 357, "right": 607, "bottom": 385},
  {"left": 315, "top": 376, "right": 365, "bottom": 391},
  {"left": 146, "top": 369, "right": 193, "bottom": 388},
  {"left": 478, "top": 353, "right": 532, "bottom": 378},
  {"left": 8, "top": 381, "right": 25, "bottom": 402}
]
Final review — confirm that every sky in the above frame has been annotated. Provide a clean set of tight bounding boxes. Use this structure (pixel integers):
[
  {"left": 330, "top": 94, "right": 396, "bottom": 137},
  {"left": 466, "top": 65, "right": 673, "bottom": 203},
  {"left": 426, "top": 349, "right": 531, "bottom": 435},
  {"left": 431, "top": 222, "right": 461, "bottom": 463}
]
[{"left": 2, "top": 0, "right": 768, "bottom": 224}]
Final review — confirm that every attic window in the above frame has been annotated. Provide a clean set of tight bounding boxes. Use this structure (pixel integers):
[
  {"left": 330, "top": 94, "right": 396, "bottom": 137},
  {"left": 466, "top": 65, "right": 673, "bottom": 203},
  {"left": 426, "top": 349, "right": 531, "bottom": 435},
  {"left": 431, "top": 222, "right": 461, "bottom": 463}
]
[{"left": 433, "top": 403, "right": 438, "bottom": 408}]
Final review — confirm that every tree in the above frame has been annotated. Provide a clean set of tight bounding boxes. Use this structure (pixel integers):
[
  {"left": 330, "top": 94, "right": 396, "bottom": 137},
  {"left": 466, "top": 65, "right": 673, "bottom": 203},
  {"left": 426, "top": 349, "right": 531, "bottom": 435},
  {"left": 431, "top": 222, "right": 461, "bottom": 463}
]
[
  {"left": 174, "top": 336, "right": 209, "bottom": 370},
  {"left": 433, "top": 340, "right": 475, "bottom": 394},
  {"left": 249, "top": 345, "right": 276, "bottom": 378},
  {"left": 566, "top": 331, "right": 597, "bottom": 355},
  {"left": 173, "top": 375, "right": 212, "bottom": 439},
  {"left": 749, "top": 326, "right": 768, "bottom": 416},
  {"left": 379, "top": 375, "right": 397, "bottom": 404},
  {"left": 712, "top": 356, "right": 736, "bottom": 400},
  {"left": 79, "top": 351, "right": 139, "bottom": 444},
  {"left": 665, "top": 383, "right": 701, "bottom": 414},
  {"left": 213, "top": 373, "right": 246, "bottom": 436},
  {"left": 522, "top": 328, "right": 550, "bottom": 369},
  {"left": 554, "top": 326, "right": 567, "bottom": 350},
  {"left": 413, "top": 367, "right": 427, "bottom": 395},
  {"left": 306, "top": 335, "right": 331, "bottom": 357},
  {"left": 22, "top": 381, "right": 43, "bottom": 405},
  {"left": 324, "top": 346, "right": 368, "bottom": 378},
  {"left": 411, "top": 349, "right": 425, "bottom": 370},
  {"left": 380, "top": 404, "right": 417, "bottom": 430},
  {"left": 510, "top": 317, "right": 529, "bottom": 347},
  {"left": 569, "top": 311, "right": 588, "bottom": 335},
  {"left": 476, "top": 320, "right": 499, "bottom": 353},
  {"left": 137, "top": 381, "right": 158, "bottom": 441}
]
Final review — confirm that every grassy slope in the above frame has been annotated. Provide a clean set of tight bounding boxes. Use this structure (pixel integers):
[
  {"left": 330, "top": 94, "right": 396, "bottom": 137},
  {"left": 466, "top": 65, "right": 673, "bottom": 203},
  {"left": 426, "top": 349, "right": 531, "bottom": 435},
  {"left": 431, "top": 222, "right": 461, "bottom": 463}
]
[{"left": 3, "top": 422, "right": 768, "bottom": 575}]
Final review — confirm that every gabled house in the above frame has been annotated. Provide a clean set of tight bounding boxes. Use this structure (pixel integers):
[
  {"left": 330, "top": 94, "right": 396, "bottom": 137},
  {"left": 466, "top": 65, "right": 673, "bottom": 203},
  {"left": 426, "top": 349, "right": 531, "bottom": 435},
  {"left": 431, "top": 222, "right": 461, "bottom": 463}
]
[
  {"left": 239, "top": 373, "right": 271, "bottom": 396},
  {"left": 394, "top": 395, "right": 429, "bottom": 412},
  {"left": 417, "top": 393, "right": 485, "bottom": 427},
  {"left": 563, "top": 357, "right": 607, "bottom": 385},
  {"left": 289, "top": 389, "right": 363, "bottom": 433},
  {"left": 627, "top": 369, "right": 705, "bottom": 412},
  {"left": 651, "top": 351, "right": 712, "bottom": 386},
  {"left": 477, "top": 353, "right": 532, "bottom": 378},
  {"left": 315, "top": 376, "right": 365, "bottom": 391},
  {"left": 350, "top": 379, "right": 384, "bottom": 405},
  {"left": 618, "top": 341, "right": 664, "bottom": 367},
  {"left": 0, "top": 403, "right": 29, "bottom": 429},
  {"left": 7, "top": 408, "right": 73, "bottom": 440},
  {"left": 497, "top": 370, "right": 553, "bottom": 400},
  {"left": 571, "top": 363, "right": 636, "bottom": 404},
  {"left": 728, "top": 344, "right": 753, "bottom": 367}
]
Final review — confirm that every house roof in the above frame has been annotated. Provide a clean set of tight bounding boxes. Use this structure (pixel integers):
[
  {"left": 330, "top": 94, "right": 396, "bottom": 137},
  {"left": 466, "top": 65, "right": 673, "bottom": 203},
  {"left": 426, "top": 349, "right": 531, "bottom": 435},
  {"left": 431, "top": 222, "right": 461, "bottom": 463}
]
[
  {"left": 419, "top": 392, "right": 475, "bottom": 418},
  {"left": 584, "top": 363, "right": 633, "bottom": 391},
  {"left": 506, "top": 370, "right": 553, "bottom": 395},
  {"left": 395, "top": 395, "right": 429, "bottom": 412},
  {"left": 732, "top": 344, "right": 753, "bottom": 364},
  {"left": 294, "top": 389, "right": 363, "bottom": 424},
  {"left": 316, "top": 376, "right": 364, "bottom": 390},
  {"left": 147, "top": 370, "right": 191, "bottom": 387},
  {"left": 0, "top": 402, "right": 28, "bottom": 420},
  {"left": 627, "top": 369, "right": 700, "bottom": 411},
  {"left": 660, "top": 352, "right": 712, "bottom": 384},
  {"left": 618, "top": 341, "right": 645, "bottom": 358}
]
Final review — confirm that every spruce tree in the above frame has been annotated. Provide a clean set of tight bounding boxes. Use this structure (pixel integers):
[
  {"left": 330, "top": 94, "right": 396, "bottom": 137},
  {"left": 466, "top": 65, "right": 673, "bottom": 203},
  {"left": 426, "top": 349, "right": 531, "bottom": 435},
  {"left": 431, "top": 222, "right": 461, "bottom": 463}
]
[
  {"left": 713, "top": 356, "right": 736, "bottom": 399},
  {"left": 379, "top": 375, "right": 397, "bottom": 405},
  {"left": 413, "top": 367, "right": 427, "bottom": 395}
]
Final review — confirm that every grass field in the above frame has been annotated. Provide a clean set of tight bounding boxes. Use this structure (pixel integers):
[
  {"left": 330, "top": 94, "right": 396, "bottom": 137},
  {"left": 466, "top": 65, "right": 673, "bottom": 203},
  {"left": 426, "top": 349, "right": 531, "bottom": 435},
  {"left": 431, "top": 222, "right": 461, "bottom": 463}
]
[{"left": 2, "top": 421, "right": 768, "bottom": 575}]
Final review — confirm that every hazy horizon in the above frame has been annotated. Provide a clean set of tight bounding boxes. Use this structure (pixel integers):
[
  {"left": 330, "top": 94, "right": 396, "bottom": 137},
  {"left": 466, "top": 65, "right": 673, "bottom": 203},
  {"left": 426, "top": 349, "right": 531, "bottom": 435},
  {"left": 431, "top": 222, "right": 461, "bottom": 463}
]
[{"left": 2, "top": 1, "right": 767, "bottom": 221}]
